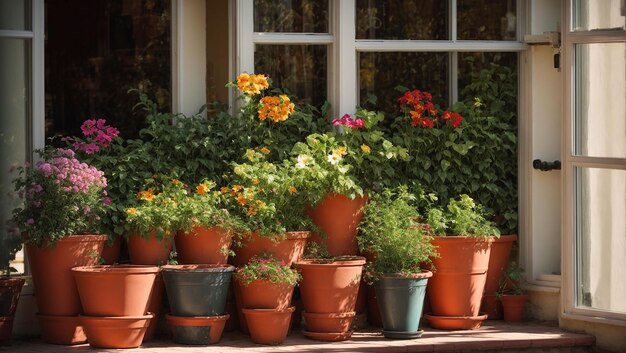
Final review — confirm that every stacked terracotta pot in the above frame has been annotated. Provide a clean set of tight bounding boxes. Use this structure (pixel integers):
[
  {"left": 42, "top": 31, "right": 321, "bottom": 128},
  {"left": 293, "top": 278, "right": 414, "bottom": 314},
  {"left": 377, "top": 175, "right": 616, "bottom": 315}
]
[{"left": 72, "top": 265, "right": 159, "bottom": 349}]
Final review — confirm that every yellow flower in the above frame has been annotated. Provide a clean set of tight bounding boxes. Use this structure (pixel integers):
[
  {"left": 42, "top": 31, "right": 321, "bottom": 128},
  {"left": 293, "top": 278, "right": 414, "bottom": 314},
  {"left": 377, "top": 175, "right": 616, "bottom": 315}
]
[
  {"left": 244, "top": 149, "right": 256, "bottom": 161},
  {"left": 220, "top": 186, "right": 230, "bottom": 194},
  {"left": 137, "top": 188, "right": 155, "bottom": 202},
  {"left": 196, "top": 183, "right": 209, "bottom": 195},
  {"left": 361, "top": 144, "right": 371, "bottom": 154},
  {"left": 125, "top": 208, "right": 137, "bottom": 216},
  {"left": 171, "top": 179, "right": 182, "bottom": 186},
  {"left": 333, "top": 146, "right": 348, "bottom": 156},
  {"left": 288, "top": 186, "right": 298, "bottom": 194},
  {"left": 165, "top": 230, "right": 171, "bottom": 236},
  {"left": 232, "top": 185, "right": 244, "bottom": 192},
  {"left": 246, "top": 206, "right": 257, "bottom": 216},
  {"left": 259, "top": 147, "right": 270, "bottom": 155},
  {"left": 255, "top": 200, "right": 266, "bottom": 208},
  {"left": 236, "top": 73, "right": 269, "bottom": 95}
]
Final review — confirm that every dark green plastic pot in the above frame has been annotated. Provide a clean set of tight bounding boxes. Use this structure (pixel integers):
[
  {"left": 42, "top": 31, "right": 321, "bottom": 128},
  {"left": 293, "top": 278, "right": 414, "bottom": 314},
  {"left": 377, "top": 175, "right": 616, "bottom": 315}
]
[
  {"left": 161, "top": 264, "right": 234, "bottom": 317},
  {"left": 374, "top": 271, "right": 432, "bottom": 339}
]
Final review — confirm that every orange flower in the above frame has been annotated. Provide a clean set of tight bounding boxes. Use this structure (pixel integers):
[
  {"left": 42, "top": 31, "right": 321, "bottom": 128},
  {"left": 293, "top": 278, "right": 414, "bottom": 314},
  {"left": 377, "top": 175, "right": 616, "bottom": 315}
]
[
  {"left": 232, "top": 185, "right": 244, "bottom": 192},
  {"left": 259, "top": 147, "right": 271, "bottom": 155},
  {"left": 252, "top": 179, "right": 260, "bottom": 185},
  {"left": 258, "top": 95, "right": 295, "bottom": 122},
  {"left": 171, "top": 179, "right": 182, "bottom": 186},
  {"left": 236, "top": 73, "right": 269, "bottom": 95},
  {"left": 246, "top": 207, "right": 257, "bottom": 216},
  {"left": 288, "top": 186, "right": 298, "bottom": 194},
  {"left": 220, "top": 186, "right": 230, "bottom": 194},
  {"left": 236, "top": 193, "right": 249, "bottom": 206},
  {"left": 196, "top": 183, "right": 209, "bottom": 195},
  {"left": 137, "top": 188, "right": 155, "bottom": 201},
  {"left": 125, "top": 208, "right": 137, "bottom": 216}
]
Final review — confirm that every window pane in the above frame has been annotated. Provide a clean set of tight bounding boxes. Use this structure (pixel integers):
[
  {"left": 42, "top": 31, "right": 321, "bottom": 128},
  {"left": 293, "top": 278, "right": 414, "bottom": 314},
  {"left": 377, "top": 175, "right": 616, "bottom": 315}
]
[
  {"left": 458, "top": 52, "right": 518, "bottom": 107},
  {"left": 254, "top": 0, "right": 328, "bottom": 33},
  {"left": 574, "top": 43, "right": 626, "bottom": 158},
  {"left": 45, "top": 0, "right": 172, "bottom": 139},
  {"left": 358, "top": 52, "right": 449, "bottom": 116},
  {"left": 458, "top": 0, "right": 517, "bottom": 40},
  {"left": 0, "top": 38, "right": 28, "bottom": 274},
  {"left": 0, "top": 0, "right": 30, "bottom": 31},
  {"left": 254, "top": 45, "right": 327, "bottom": 108},
  {"left": 355, "top": 0, "right": 448, "bottom": 40},
  {"left": 575, "top": 167, "right": 626, "bottom": 313},
  {"left": 572, "top": 0, "right": 625, "bottom": 31}
]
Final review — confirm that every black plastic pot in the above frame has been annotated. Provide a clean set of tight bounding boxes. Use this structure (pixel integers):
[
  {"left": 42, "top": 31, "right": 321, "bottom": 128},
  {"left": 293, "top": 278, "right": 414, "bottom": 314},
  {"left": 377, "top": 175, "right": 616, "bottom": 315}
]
[
  {"left": 374, "top": 272, "right": 432, "bottom": 339},
  {"left": 161, "top": 265, "right": 234, "bottom": 317}
]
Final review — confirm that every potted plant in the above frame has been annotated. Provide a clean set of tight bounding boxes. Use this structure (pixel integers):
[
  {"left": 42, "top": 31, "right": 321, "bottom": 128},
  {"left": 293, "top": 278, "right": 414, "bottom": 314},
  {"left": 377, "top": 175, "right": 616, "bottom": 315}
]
[
  {"left": 422, "top": 194, "right": 500, "bottom": 330},
  {"left": 124, "top": 176, "right": 184, "bottom": 265},
  {"left": 176, "top": 179, "right": 244, "bottom": 264},
  {"left": 10, "top": 147, "right": 108, "bottom": 344},
  {"left": 0, "top": 226, "right": 25, "bottom": 345},
  {"left": 358, "top": 187, "right": 436, "bottom": 339},
  {"left": 498, "top": 261, "right": 528, "bottom": 322}
]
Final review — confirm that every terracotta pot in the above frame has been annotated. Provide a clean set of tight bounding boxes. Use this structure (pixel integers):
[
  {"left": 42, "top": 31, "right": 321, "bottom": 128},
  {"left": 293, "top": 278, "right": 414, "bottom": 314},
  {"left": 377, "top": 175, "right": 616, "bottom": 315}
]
[
  {"left": 0, "top": 277, "right": 25, "bottom": 317},
  {"left": 72, "top": 265, "right": 159, "bottom": 316},
  {"left": 26, "top": 235, "right": 107, "bottom": 316},
  {"left": 176, "top": 226, "right": 232, "bottom": 264},
  {"left": 302, "top": 311, "right": 355, "bottom": 333},
  {"left": 242, "top": 307, "right": 294, "bottom": 345},
  {"left": 101, "top": 236, "right": 122, "bottom": 264},
  {"left": 482, "top": 235, "right": 517, "bottom": 318},
  {"left": 126, "top": 231, "right": 174, "bottom": 265},
  {"left": 236, "top": 278, "right": 295, "bottom": 310},
  {"left": 37, "top": 314, "right": 87, "bottom": 345},
  {"left": 232, "top": 279, "right": 249, "bottom": 334},
  {"left": 143, "top": 273, "right": 164, "bottom": 341},
  {"left": 424, "top": 313, "right": 488, "bottom": 330},
  {"left": 295, "top": 257, "right": 366, "bottom": 314},
  {"left": 166, "top": 314, "right": 229, "bottom": 345},
  {"left": 428, "top": 237, "right": 492, "bottom": 318},
  {"left": 232, "top": 231, "right": 309, "bottom": 267},
  {"left": 500, "top": 294, "right": 528, "bottom": 322},
  {"left": 302, "top": 330, "right": 353, "bottom": 341},
  {"left": 80, "top": 314, "right": 153, "bottom": 349},
  {"left": 307, "top": 193, "right": 367, "bottom": 256}
]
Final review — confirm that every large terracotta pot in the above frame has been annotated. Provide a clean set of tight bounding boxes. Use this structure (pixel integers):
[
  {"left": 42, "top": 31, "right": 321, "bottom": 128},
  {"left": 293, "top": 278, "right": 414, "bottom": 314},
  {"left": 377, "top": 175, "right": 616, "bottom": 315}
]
[
  {"left": 302, "top": 311, "right": 355, "bottom": 333},
  {"left": 232, "top": 231, "right": 309, "bottom": 267},
  {"left": 242, "top": 307, "right": 294, "bottom": 345},
  {"left": 236, "top": 278, "right": 295, "bottom": 310},
  {"left": 37, "top": 314, "right": 87, "bottom": 345},
  {"left": 127, "top": 231, "right": 174, "bottom": 265},
  {"left": 72, "top": 265, "right": 159, "bottom": 317},
  {"left": 26, "top": 234, "right": 107, "bottom": 316},
  {"left": 80, "top": 314, "right": 153, "bottom": 349},
  {"left": 427, "top": 237, "right": 492, "bottom": 318},
  {"left": 295, "top": 257, "right": 366, "bottom": 314},
  {"left": 307, "top": 193, "right": 367, "bottom": 256},
  {"left": 482, "top": 234, "right": 517, "bottom": 319},
  {"left": 0, "top": 277, "right": 25, "bottom": 345},
  {"left": 175, "top": 226, "right": 232, "bottom": 264}
]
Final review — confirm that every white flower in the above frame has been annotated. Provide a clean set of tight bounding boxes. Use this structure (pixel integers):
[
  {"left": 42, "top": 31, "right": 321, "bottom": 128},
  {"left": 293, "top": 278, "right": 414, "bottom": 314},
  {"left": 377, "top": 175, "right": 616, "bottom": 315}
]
[
  {"left": 296, "top": 154, "right": 313, "bottom": 169},
  {"left": 327, "top": 153, "right": 341, "bottom": 165}
]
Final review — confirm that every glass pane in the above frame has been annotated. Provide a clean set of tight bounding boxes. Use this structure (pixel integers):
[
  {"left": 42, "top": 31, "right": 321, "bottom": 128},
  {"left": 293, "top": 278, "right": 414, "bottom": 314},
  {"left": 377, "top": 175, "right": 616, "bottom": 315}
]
[
  {"left": 573, "top": 0, "right": 625, "bottom": 31},
  {"left": 0, "top": 0, "right": 30, "bottom": 31},
  {"left": 574, "top": 43, "right": 626, "bottom": 158},
  {"left": 254, "top": 45, "right": 327, "bottom": 108},
  {"left": 458, "top": 52, "right": 518, "bottom": 109},
  {"left": 575, "top": 167, "right": 626, "bottom": 313},
  {"left": 358, "top": 52, "right": 449, "bottom": 116},
  {"left": 254, "top": 0, "right": 328, "bottom": 33},
  {"left": 0, "top": 38, "right": 28, "bottom": 274},
  {"left": 458, "top": 0, "right": 517, "bottom": 40},
  {"left": 45, "top": 0, "right": 172, "bottom": 139},
  {"left": 356, "top": 0, "right": 448, "bottom": 40}
]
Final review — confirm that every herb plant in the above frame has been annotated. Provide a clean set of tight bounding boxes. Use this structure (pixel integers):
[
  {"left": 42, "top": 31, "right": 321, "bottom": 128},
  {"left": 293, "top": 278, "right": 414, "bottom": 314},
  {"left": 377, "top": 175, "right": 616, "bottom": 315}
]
[
  {"left": 234, "top": 254, "right": 301, "bottom": 286},
  {"left": 425, "top": 194, "right": 500, "bottom": 238}
]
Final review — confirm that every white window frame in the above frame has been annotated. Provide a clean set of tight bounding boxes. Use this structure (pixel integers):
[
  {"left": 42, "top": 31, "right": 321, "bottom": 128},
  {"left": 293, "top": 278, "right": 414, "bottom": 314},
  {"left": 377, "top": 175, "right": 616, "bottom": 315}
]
[{"left": 561, "top": 0, "right": 626, "bottom": 325}]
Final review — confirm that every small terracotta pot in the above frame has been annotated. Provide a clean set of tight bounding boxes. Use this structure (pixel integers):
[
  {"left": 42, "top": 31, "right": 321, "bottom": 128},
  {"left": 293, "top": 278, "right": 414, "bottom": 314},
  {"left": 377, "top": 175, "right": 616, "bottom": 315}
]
[
  {"left": 295, "top": 257, "right": 366, "bottom": 314},
  {"left": 500, "top": 294, "right": 528, "bottom": 322},
  {"left": 166, "top": 314, "right": 229, "bottom": 345},
  {"left": 26, "top": 235, "right": 107, "bottom": 316},
  {"left": 307, "top": 193, "right": 368, "bottom": 256},
  {"left": 127, "top": 231, "right": 174, "bottom": 265},
  {"left": 482, "top": 234, "right": 517, "bottom": 319},
  {"left": 236, "top": 278, "right": 295, "bottom": 310},
  {"left": 232, "top": 231, "right": 309, "bottom": 267},
  {"left": 302, "top": 311, "right": 355, "bottom": 333},
  {"left": 242, "top": 307, "right": 294, "bottom": 345},
  {"left": 37, "top": 314, "right": 87, "bottom": 345},
  {"left": 80, "top": 314, "right": 153, "bottom": 349},
  {"left": 101, "top": 236, "right": 122, "bottom": 265},
  {"left": 175, "top": 226, "right": 232, "bottom": 264},
  {"left": 424, "top": 313, "right": 488, "bottom": 330},
  {"left": 72, "top": 265, "right": 159, "bottom": 316}
]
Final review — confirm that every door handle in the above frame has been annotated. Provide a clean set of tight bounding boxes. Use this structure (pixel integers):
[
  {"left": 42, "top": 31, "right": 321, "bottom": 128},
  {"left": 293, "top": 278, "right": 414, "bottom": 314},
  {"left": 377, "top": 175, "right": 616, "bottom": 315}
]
[{"left": 533, "top": 159, "right": 561, "bottom": 171}]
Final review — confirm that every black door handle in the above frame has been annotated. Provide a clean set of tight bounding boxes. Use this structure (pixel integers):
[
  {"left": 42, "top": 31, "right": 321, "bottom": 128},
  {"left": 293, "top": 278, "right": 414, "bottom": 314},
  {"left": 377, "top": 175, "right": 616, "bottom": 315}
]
[{"left": 533, "top": 159, "right": 561, "bottom": 171}]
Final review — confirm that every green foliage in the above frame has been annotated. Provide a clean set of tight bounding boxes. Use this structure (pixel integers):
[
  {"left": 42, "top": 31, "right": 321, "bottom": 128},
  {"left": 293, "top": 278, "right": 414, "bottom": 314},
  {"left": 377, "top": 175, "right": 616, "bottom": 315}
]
[
  {"left": 498, "top": 261, "right": 525, "bottom": 296},
  {"left": 425, "top": 194, "right": 500, "bottom": 238},
  {"left": 234, "top": 254, "right": 301, "bottom": 286},
  {"left": 0, "top": 227, "right": 22, "bottom": 276},
  {"left": 358, "top": 187, "right": 437, "bottom": 283}
]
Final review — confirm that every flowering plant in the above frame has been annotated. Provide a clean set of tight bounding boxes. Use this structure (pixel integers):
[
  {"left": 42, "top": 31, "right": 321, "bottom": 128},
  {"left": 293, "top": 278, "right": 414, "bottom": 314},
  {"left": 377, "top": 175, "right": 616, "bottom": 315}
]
[
  {"left": 11, "top": 148, "right": 108, "bottom": 247},
  {"left": 424, "top": 194, "right": 500, "bottom": 238},
  {"left": 223, "top": 149, "right": 314, "bottom": 238},
  {"left": 234, "top": 254, "right": 301, "bottom": 286}
]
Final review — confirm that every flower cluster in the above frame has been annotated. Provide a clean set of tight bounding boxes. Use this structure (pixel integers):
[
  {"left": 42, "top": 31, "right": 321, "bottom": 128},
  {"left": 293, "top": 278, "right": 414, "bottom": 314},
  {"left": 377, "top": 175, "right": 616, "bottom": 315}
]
[
  {"left": 236, "top": 73, "right": 270, "bottom": 96},
  {"left": 398, "top": 90, "right": 463, "bottom": 128},
  {"left": 234, "top": 255, "right": 301, "bottom": 286},
  {"left": 71, "top": 119, "right": 120, "bottom": 154},
  {"left": 332, "top": 114, "right": 364, "bottom": 129},
  {"left": 258, "top": 95, "right": 295, "bottom": 122},
  {"left": 11, "top": 148, "right": 108, "bottom": 246}
]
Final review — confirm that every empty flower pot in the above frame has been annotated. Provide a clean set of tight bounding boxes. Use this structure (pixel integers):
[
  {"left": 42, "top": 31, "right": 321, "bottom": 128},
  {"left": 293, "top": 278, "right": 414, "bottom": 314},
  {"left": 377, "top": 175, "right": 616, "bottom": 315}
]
[{"left": 242, "top": 307, "right": 295, "bottom": 345}]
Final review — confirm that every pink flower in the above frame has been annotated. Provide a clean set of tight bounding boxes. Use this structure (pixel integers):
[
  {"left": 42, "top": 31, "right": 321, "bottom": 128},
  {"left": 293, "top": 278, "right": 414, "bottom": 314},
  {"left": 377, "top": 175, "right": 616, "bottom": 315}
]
[
  {"left": 332, "top": 114, "right": 365, "bottom": 129},
  {"left": 25, "top": 218, "right": 34, "bottom": 225}
]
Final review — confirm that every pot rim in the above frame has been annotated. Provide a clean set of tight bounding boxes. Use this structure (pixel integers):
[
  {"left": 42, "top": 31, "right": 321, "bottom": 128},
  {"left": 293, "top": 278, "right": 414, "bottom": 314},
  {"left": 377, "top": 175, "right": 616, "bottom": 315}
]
[
  {"left": 431, "top": 236, "right": 493, "bottom": 244},
  {"left": 294, "top": 256, "right": 366, "bottom": 267},
  {"left": 379, "top": 271, "right": 433, "bottom": 279},
  {"left": 160, "top": 264, "right": 235, "bottom": 272},
  {"left": 241, "top": 306, "right": 295, "bottom": 315},
  {"left": 79, "top": 313, "right": 154, "bottom": 321},
  {"left": 302, "top": 311, "right": 356, "bottom": 319},
  {"left": 71, "top": 265, "right": 160, "bottom": 274},
  {"left": 165, "top": 313, "right": 229, "bottom": 324}
]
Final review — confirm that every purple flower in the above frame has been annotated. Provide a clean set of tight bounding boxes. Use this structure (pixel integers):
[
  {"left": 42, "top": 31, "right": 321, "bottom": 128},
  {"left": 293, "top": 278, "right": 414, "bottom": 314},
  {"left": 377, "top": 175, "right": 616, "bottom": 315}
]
[{"left": 25, "top": 218, "right": 34, "bottom": 225}]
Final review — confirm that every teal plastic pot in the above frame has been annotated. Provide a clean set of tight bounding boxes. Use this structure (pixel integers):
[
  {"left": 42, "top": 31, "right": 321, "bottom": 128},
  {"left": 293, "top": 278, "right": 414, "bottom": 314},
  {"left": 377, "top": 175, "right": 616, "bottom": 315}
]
[
  {"left": 374, "top": 272, "right": 432, "bottom": 339},
  {"left": 161, "top": 264, "right": 234, "bottom": 317}
]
